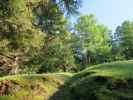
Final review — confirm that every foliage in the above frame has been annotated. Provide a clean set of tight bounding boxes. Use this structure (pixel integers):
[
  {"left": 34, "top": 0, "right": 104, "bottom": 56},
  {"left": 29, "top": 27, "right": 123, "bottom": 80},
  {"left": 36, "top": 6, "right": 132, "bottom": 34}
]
[
  {"left": 115, "top": 21, "right": 133, "bottom": 59},
  {"left": 31, "top": 0, "right": 76, "bottom": 72},
  {"left": 74, "top": 15, "right": 112, "bottom": 65},
  {"left": 0, "top": 0, "right": 80, "bottom": 74},
  {"left": 0, "top": 0, "right": 45, "bottom": 75},
  {"left": 1, "top": 0, "right": 133, "bottom": 75},
  {"left": 57, "top": 0, "right": 82, "bottom": 15}
]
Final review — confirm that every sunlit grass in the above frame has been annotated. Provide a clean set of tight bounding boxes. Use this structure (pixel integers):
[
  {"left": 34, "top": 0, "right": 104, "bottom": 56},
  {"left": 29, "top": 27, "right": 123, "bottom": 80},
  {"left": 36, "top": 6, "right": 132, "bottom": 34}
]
[{"left": 78, "top": 60, "right": 133, "bottom": 79}]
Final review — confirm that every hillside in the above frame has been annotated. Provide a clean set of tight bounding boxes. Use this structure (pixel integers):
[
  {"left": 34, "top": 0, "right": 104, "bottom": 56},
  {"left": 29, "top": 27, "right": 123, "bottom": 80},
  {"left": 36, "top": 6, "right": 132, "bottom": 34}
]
[
  {"left": 50, "top": 60, "right": 133, "bottom": 100},
  {"left": 1, "top": 61, "right": 133, "bottom": 100},
  {"left": 0, "top": 73, "right": 72, "bottom": 100}
]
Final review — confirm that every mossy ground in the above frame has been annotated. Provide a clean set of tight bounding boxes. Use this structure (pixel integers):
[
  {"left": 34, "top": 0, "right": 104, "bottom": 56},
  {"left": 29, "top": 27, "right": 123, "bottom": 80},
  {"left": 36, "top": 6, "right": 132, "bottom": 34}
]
[
  {"left": 1, "top": 60, "right": 133, "bottom": 100},
  {"left": 0, "top": 73, "right": 72, "bottom": 100}
]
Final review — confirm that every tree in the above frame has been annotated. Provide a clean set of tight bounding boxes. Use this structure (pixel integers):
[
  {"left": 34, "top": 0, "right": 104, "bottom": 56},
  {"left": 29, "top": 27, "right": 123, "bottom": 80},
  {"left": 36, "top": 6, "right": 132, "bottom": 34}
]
[
  {"left": 115, "top": 21, "right": 133, "bottom": 59},
  {"left": 38, "top": 33, "right": 76, "bottom": 72},
  {"left": 51, "top": 0, "right": 82, "bottom": 15},
  {"left": 29, "top": 0, "right": 76, "bottom": 72},
  {"left": 74, "top": 15, "right": 112, "bottom": 65},
  {"left": 0, "top": 0, "right": 81, "bottom": 74},
  {"left": 0, "top": 0, "right": 45, "bottom": 75}
]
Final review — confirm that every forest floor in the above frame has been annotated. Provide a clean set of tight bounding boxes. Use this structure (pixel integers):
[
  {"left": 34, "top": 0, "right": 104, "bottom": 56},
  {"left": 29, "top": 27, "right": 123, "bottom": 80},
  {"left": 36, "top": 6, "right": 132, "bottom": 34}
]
[{"left": 0, "top": 60, "right": 133, "bottom": 100}]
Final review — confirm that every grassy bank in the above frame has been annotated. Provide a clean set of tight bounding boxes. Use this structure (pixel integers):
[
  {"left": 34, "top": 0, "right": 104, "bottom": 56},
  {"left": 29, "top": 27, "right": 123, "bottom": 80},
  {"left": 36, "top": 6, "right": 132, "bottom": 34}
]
[{"left": 1, "top": 60, "right": 133, "bottom": 100}]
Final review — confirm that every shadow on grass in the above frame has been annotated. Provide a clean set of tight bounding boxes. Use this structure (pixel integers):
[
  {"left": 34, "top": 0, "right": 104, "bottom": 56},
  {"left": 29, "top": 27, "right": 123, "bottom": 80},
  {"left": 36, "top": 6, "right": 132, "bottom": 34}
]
[
  {"left": 49, "top": 71, "right": 133, "bottom": 100},
  {"left": 49, "top": 71, "right": 96, "bottom": 100}
]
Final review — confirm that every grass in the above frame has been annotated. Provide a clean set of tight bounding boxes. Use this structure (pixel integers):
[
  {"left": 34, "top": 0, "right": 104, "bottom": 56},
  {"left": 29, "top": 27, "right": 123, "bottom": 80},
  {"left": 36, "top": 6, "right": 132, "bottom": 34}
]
[
  {"left": 1, "top": 60, "right": 133, "bottom": 100},
  {"left": 77, "top": 60, "right": 133, "bottom": 79},
  {"left": 78, "top": 60, "right": 133, "bottom": 79},
  {"left": 50, "top": 60, "right": 133, "bottom": 100},
  {"left": 0, "top": 73, "right": 72, "bottom": 100}
]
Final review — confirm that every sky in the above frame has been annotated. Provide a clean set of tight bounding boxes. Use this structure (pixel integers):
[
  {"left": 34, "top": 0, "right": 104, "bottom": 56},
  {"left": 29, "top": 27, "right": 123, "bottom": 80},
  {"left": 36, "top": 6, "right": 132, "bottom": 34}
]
[{"left": 75, "top": 0, "right": 133, "bottom": 32}]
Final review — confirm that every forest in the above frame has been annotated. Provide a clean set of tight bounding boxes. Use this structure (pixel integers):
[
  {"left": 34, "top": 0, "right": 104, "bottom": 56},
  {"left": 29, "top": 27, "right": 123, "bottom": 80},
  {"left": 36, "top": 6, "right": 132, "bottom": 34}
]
[{"left": 0, "top": 0, "right": 133, "bottom": 100}]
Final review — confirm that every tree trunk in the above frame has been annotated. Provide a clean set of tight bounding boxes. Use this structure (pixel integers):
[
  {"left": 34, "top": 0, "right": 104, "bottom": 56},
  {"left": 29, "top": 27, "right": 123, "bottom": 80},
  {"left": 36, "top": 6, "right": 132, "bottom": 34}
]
[
  {"left": 10, "top": 56, "right": 19, "bottom": 75},
  {"left": 62, "top": 65, "right": 67, "bottom": 72}
]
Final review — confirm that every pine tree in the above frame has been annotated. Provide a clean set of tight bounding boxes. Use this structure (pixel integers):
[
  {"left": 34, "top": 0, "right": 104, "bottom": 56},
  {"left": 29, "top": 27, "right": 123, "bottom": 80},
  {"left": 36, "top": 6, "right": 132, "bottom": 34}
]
[{"left": 0, "top": 0, "right": 45, "bottom": 75}]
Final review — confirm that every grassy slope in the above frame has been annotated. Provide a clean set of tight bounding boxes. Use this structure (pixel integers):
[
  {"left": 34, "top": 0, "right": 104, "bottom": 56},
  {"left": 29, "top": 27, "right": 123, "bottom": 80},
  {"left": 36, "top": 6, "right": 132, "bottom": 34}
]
[
  {"left": 81, "top": 60, "right": 133, "bottom": 79},
  {"left": 51, "top": 60, "right": 133, "bottom": 100},
  {"left": 0, "top": 73, "right": 73, "bottom": 100},
  {"left": 1, "top": 60, "right": 133, "bottom": 100}
]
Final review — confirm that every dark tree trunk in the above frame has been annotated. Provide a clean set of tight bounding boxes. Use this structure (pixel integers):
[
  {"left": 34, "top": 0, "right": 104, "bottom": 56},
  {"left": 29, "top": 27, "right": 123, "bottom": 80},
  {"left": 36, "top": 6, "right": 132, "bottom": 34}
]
[{"left": 62, "top": 65, "right": 67, "bottom": 72}]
